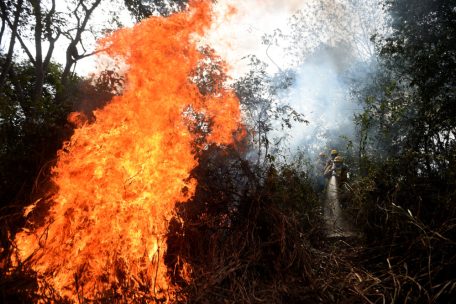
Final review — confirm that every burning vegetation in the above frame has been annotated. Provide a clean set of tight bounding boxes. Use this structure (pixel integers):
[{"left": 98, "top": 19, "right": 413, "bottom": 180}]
[{"left": 11, "top": 1, "right": 241, "bottom": 301}]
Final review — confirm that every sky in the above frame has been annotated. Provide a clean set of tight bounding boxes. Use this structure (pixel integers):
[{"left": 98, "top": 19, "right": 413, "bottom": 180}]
[
  {"left": 68, "top": 0, "right": 382, "bottom": 76},
  {"left": 70, "top": 0, "right": 316, "bottom": 76},
  {"left": 204, "top": 0, "right": 303, "bottom": 76},
  {"left": 205, "top": 0, "right": 382, "bottom": 76},
  {"left": 2, "top": 0, "right": 383, "bottom": 80}
]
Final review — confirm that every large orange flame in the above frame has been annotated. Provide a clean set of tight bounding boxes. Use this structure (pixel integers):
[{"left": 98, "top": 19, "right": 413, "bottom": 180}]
[{"left": 14, "top": 0, "right": 240, "bottom": 301}]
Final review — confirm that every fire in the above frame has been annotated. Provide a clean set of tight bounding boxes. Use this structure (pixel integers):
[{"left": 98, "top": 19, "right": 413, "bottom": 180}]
[{"left": 14, "top": 0, "right": 240, "bottom": 301}]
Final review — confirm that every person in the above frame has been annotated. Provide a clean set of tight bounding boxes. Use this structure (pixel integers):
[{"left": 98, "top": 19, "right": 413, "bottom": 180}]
[
  {"left": 324, "top": 156, "right": 348, "bottom": 181},
  {"left": 326, "top": 149, "right": 338, "bottom": 168},
  {"left": 324, "top": 155, "right": 350, "bottom": 207}
]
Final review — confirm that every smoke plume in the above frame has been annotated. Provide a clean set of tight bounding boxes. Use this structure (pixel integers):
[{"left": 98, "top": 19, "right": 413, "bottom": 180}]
[{"left": 206, "top": 0, "right": 385, "bottom": 157}]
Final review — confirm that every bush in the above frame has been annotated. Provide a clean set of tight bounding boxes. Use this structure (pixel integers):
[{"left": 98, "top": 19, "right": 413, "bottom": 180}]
[{"left": 166, "top": 145, "right": 330, "bottom": 303}]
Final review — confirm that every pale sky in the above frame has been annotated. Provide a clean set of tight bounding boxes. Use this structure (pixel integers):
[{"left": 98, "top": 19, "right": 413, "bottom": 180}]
[
  {"left": 204, "top": 0, "right": 302, "bottom": 77},
  {"left": 71, "top": 0, "right": 320, "bottom": 77},
  {"left": 2, "top": 0, "right": 382, "bottom": 79},
  {"left": 205, "top": 0, "right": 383, "bottom": 78}
]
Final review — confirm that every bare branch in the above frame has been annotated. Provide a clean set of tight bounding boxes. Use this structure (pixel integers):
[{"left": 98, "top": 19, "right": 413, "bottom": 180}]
[
  {"left": 77, "top": 47, "right": 109, "bottom": 60},
  {"left": 43, "top": 28, "right": 60, "bottom": 69},
  {"left": 0, "top": 11, "right": 6, "bottom": 46},
  {"left": 61, "top": 0, "right": 103, "bottom": 84},
  {"left": 29, "top": 0, "right": 45, "bottom": 104},
  {"left": 0, "top": 1, "right": 35, "bottom": 64},
  {"left": 0, "top": 0, "right": 24, "bottom": 89},
  {"left": 43, "top": 0, "right": 59, "bottom": 70},
  {"left": 12, "top": 31, "right": 36, "bottom": 65}
]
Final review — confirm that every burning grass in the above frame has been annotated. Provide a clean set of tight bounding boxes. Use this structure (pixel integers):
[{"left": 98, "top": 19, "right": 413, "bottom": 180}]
[{"left": 7, "top": 1, "right": 242, "bottom": 301}]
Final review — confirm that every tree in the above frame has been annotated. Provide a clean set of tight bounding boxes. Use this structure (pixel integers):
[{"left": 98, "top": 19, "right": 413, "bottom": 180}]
[
  {"left": 356, "top": 0, "right": 456, "bottom": 177},
  {"left": 0, "top": 0, "right": 106, "bottom": 103},
  {"left": 124, "top": 0, "right": 187, "bottom": 21},
  {"left": 382, "top": 0, "right": 456, "bottom": 176},
  {"left": 350, "top": 1, "right": 456, "bottom": 301},
  {"left": 285, "top": 0, "right": 384, "bottom": 65},
  {"left": 0, "top": 0, "right": 189, "bottom": 113},
  {"left": 233, "top": 56, "right": 305, "bottom": 167}
]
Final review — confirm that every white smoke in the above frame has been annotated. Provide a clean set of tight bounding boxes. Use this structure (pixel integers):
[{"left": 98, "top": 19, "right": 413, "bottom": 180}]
[
  {"left": 205, "top": 0, "right": 299, "bottom": 76},
  {"left": 206, "top": 0, "right": 385, "bottom": 156},
  {"left": 283, "top": 44, "right": 359, "bottom": 152}
]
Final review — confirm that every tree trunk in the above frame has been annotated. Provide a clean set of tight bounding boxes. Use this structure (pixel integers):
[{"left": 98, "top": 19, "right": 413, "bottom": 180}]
[
  {"left": 30, "top": 0, "right": 44, "bottom": 109},
  {"left": 0, "top": 0, "right": 24, "bottom": 89},
  {"left": 61, "top": 0, "right": 103, "bottom": 88}
]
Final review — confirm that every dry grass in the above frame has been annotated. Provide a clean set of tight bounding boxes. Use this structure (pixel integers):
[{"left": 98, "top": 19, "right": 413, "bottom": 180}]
[{"left": 1, "top": 150, "right": 455, "bottom": 303}]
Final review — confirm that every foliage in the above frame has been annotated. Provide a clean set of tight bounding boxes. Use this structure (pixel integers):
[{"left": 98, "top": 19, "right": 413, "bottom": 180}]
[
  {"left": 233, "top": 55, "right": 306, "bottom": 166},
  {"left": 350, "top": 0, "right": 456, "bottom": 302},
  {"left": 124, "top": 0, "right": 187, "bottom": 21},
  {"left": 356, "top": 0, "right": 456, "bottom": 175},
  {"left": 0, "top": 59, "right": 71, "bottom": 204}
]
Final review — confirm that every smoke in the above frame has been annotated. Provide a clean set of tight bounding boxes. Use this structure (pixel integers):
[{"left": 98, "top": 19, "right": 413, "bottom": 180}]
[
  {"left": 283, "top": 43, "right": 361, "bottom": 154},
  {"left": 279, "top": 0, "right": 385, "bottom": 157},
  {"left": 206, "top": 0, "right": 385, "bottom": 157},
  {"left": 204, "top": 0, "right": 301, "bottom": 76}
]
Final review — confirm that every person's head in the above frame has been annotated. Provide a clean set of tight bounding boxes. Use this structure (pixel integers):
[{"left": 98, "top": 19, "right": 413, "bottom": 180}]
[
  {"left": 334, "top": 155, "right": 343, "bottom": 168},
  {"left": 330, "top": 149, "right": 338, "bottom": 159},
  {"left": 319, "top": 152, "right": 326, "bottom": 160}
]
